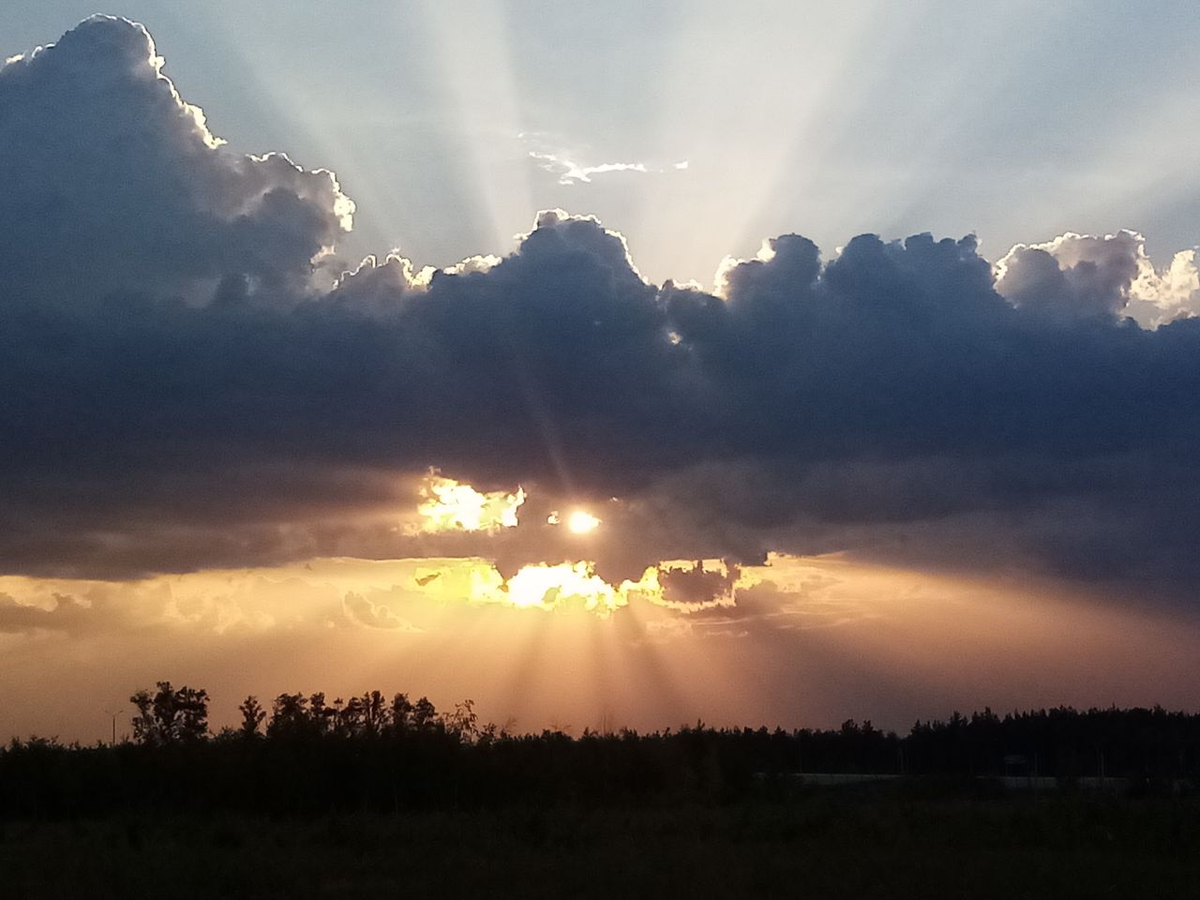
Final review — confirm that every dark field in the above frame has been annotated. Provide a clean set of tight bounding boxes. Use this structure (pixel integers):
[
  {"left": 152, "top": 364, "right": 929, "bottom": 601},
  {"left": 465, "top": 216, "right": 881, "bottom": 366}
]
[{"left": 5, "top": 784, "right": 1199, "bottom": 899}]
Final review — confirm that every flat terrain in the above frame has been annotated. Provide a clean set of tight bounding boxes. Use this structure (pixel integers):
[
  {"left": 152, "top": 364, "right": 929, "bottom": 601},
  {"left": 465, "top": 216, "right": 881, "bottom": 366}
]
[{"left": 4, "top": 784, "right": 1199, "bottom": 899}]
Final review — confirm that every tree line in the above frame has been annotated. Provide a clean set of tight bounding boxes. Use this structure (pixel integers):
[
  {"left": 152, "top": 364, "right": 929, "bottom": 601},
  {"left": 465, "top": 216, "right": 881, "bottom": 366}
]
[
  {"left": 128, "top": 683, "right": 483, "bottom": 745},
  {"left": 4, "top": 683, "right": 1200, "bottom": 819}
]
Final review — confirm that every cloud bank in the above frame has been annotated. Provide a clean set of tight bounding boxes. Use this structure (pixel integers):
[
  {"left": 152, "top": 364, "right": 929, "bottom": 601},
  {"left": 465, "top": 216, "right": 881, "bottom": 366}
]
[{"left": 3, "top": 17, "right": 1200, "bottom": 610}]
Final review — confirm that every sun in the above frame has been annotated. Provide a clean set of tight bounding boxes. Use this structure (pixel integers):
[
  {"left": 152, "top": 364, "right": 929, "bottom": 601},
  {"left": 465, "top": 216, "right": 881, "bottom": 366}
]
[{"left": 566, "top": 510, "right": 601, "bottom": 535}]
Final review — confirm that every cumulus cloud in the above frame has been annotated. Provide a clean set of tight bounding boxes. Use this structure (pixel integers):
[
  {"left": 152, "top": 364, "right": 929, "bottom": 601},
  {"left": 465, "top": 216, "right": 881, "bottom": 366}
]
[
  {"left": 1130, "top": 247, "right": 1200, "bottom": 325},
  {"left": 0, "top": 592, "right": 92, "bottom": 634},
  {"left": 342, "top": 591, "right": 418, "bottom": 631},
  {"left": 1, "top": 17, "right": 1200, "bottom": 609},
  {"left": 995, "top": 230, "right": 1200, "bottom": 326},
  {"left": 0, "top": 15, "right": 353, "bottom": 304}
]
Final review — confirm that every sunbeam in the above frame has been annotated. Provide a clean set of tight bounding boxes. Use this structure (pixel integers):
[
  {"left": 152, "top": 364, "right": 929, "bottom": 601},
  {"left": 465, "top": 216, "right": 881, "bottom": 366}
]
[
  {"left": 413, "top": 0, "right": 533, "bottom": 257},
  {"left": 632, "top": 2, "right": 881, "bottom": 286}
]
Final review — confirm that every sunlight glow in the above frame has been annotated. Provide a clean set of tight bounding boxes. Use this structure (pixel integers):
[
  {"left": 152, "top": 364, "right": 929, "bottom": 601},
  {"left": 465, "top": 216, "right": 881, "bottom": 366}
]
[
  {"left": 415, "top": 474, "right": 525, "bottom": 533},
  {"left": 547, "top": 509, "right": 602, "bottom": 534},
  {"left": 567, "top": 511, "right": 601, "bottom": 534},
  {"left": 489, "top": 562, "right": 660, "bottom": 616},
  {"left": 505, "top": 563, "right": 618, "bottom": 612}
]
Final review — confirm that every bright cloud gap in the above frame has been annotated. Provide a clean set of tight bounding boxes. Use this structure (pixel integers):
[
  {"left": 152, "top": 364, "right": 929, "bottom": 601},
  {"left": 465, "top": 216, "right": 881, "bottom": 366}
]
[
  {"left": 404, "top": 475, "right": 732, "bottom": 617},
  {"left": 414, "top": 473, "right": 525, "bottom": 534}
]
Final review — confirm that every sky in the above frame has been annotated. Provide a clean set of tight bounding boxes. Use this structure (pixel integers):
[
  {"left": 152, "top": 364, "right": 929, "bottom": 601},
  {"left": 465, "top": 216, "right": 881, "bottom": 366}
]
[{"left": 2, "top": 4, "right": 1200, "bottom": 743}]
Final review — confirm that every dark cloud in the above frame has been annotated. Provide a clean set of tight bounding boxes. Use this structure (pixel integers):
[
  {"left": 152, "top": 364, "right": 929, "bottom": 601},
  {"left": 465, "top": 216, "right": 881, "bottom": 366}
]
[
  {"left": 657, "top": 561, "right": 740, "bottom": 608},
  {"left": 2, "top": 17, "right": 1199, "bottom": 605}
]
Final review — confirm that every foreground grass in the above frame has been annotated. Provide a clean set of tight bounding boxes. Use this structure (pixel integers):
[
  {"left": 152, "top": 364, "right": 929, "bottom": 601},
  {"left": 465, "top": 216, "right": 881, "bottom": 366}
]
[{"left": 3, "top": 783, "right": 1199, "bottom": 898}]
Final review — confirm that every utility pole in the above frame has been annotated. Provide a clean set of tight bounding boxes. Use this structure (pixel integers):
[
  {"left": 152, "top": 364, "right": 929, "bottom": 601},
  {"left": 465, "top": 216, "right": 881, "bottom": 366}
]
[{"left": 104, "top": 709, "right": 124, "bottom": 746}]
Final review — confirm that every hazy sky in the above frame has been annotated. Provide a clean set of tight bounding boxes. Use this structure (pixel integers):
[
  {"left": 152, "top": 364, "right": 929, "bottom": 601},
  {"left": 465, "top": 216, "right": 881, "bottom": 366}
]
[{"left": 2, "top": 5, "right": 1199, "bottom": 743}]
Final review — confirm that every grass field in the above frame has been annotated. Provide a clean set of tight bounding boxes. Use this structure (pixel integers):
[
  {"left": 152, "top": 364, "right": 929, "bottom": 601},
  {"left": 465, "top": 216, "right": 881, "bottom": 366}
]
[{"left": 4, "top": 782, "right": 1199, "bottom": 898}]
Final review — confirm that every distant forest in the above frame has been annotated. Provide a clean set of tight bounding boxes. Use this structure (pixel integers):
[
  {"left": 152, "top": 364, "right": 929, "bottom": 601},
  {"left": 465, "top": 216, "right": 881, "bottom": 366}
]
[{"left": 5, "top": 682, "right": 1200, "bottom": 818}]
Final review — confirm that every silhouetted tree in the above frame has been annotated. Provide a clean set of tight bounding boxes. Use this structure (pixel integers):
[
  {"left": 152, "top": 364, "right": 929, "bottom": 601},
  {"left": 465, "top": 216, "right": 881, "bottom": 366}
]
[
  {"left": 389, "top": 693, "right": 414, "bottom": 734},
  {"left": 267, "top": 692, "right": 311, "bottom": 739},
  {"left": 448, "top": 699, "right": 479, "bottom": 742},
  {"left": 237, "top": 695, "right": 266, "bottom": 739},
  {"left": 309, "top": 692, "right": 333, "bottom": 735},
  {"left": 129, "top": 682, "right": 209, "bottom": 745},
  {"left": 411, "top": 696, "right": 439, "bottom": 732},
  {"left": 363, "top": 690, "right": 387, "bottom": 737}
]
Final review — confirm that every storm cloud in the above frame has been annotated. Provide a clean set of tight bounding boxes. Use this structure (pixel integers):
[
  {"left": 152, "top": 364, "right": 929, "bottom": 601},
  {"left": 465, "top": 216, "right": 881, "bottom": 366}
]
[{"left": 3, "top": 17, "right": 1200, "bottom": 604}]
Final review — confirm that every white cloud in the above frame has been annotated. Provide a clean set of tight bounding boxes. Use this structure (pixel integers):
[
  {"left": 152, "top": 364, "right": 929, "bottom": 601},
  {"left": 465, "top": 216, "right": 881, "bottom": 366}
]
[
  {"left": 529, "top": 151, "right": 648, "bottom": 185},
  {"left": 1130, "top": 247, "right": 1200, "bottom": 326},
  {"left": 996, "top": 230, "right": 1200, "bottom": 327}
]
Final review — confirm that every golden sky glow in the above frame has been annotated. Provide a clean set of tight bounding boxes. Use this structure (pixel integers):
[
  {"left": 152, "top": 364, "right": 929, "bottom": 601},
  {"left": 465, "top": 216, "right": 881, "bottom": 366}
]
[
  {"left": 496, "top": 562, "right": 649, "bottom": 614},
  {"left": 4, "top": 550, "right": 1200, "bottom": 745}
]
